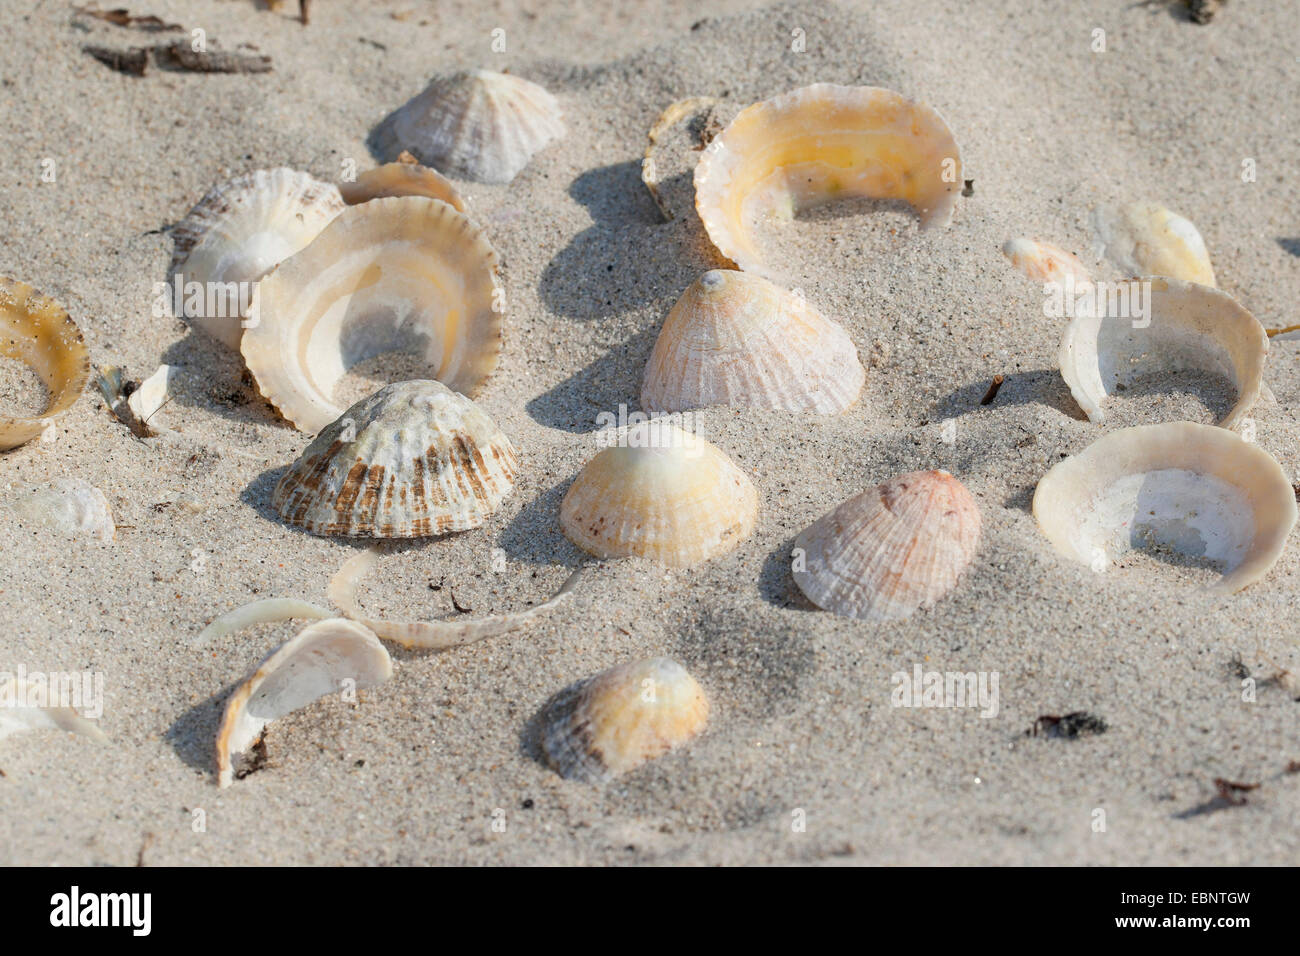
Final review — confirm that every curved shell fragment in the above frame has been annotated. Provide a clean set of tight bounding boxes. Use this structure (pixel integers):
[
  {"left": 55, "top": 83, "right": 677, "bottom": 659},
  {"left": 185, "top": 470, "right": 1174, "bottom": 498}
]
[
  {"left": 0, "top": 677, "right": 107, "bottom": 743},
  {"left": 339, "top": 160, "right": 468, "bottom": 212}
]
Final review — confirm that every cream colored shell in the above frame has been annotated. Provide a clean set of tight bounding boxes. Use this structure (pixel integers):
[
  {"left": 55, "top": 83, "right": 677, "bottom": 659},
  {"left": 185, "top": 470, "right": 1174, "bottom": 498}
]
[
  {"left": 339, "top": 159, "right": 468, "bottom": 212},
  {"left": 1091, "top": 201, "right": 1215, "bottom": 286},
  {"left": 0, "top": 277, "right": 89, "bottom": 451},
  {"left": 1002, "top": 238, "right": 1093, "bottom": 284}
]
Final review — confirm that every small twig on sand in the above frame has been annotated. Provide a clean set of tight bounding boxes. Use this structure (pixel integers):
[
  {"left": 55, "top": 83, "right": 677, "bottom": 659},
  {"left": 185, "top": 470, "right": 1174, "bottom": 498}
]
[{"left": 979, "top": 374, "right": 1004, "bottom": 405}]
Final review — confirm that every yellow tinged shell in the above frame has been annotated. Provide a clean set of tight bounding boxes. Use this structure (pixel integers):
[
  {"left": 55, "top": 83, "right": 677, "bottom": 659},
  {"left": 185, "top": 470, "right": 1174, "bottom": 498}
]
[
  {"left": 1002, "top": 238, "right": 1093, "bottom": 284},
  {"left": 1091, "top": 202, "right": 1216, "bottom": 286}
]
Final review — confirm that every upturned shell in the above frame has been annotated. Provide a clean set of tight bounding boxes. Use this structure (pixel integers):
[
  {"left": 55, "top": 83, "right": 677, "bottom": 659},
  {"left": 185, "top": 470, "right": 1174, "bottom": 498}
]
[
  {"left": 0, "top": 277, "right": 89, "bottom": 451},
  {"left": 1033, "top": 422, "right": 1296, "bottom": 595},
  {"left": 241, "top": 196, "right": 502, "bottom": 433},
  {"left": 273, "top": 380, "right": 517, "bottom": 538},
  {"left": 560, "top": 421, "right": 758, "bottom": 567},
  {"left": 641, "top": 270, "right": 865, "bottom": 415},
  {"left": 10, "top": 478, "right": 115, "bottom": 542},
  {"left": 793, "top": 470, "right": 981, "bottom": 622},
  {"left": 694, "top": 84, "right": 962, "bottom": 279},
  {"left": 540, "top": 658, "right": 709, "bottom": 783},
  {"left": 1091, "top": 201, "right": 1215, "bottom": 286},
  {"left": 373, "top": 69, "right": 565, "bottom": 184},
  {"left": 1002, "top": 238, "right": 1093, "bottom": 284},
  {"left": 339, "top": 159, "right": 467, "bottom": 212},
  {"left": 169, "top": 168, "right": 345, "bottom": 350}
]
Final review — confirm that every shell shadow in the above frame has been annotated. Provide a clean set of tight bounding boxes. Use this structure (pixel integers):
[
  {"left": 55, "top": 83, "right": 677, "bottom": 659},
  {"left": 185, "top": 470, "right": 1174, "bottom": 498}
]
[
  {"left": 517, "top": 677, "right": 585, "bottom": 772},
  {"left": 162, "top": 681, "right": 233, "bottom": 776},
  {"left": 240, "top": 464, "right": 290, "bottom": 527},
  {"left": 497, "top": 477, "right": 586, "bottom": 568},
  {"left": 158, "top": 334, "right": 283, "bottom": 429},
  {"left": 931, "top": 368, "right": 1085, "bottom": 423},
  {"left": 1276, "top": 238, "right": 1300, "bottom": 258},
  {"left": 758, "top": 533, "right": 819, "bottom": 612},
  {"left": 524, "top": 326, "right": 658, "bottom": 432}
]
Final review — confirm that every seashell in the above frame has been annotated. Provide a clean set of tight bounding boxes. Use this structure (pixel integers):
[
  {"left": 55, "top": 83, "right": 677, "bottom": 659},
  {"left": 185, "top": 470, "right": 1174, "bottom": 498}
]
[
  {"left": 339, "top": 159, "right": 467, "bottom": 212},
  {"left": 241, "top": 196, "right": 502, "bottom": 433},
  {"left": 0, "top": 277, "right": 89, "bottom": 451},
  {"left": 1032, "top": 422, "right": 1296, "bottom": 594},
  {"left": 694, "top": 84, "right": 962, "bottom": 279},
  {"left": 215, "top": 617, "right": 392, "bottom": 787},
  {"left": 1002, "top": 238, "right": 1093, "bottom": 284},
  {"left": 372, "top": 69, "right": 565, "bottom": 184},
  {"left": 1091, "top": 201, "right": 1215, "bottom": 286},
  {"left": 10, "top": 478, "right": 115, "bottom": 542},
  {"left": 641, "top": 270, "right": 865, "bottom": 415},
  {"left": 560, "top": 421, "right": 758, "bottom": 567},
  {"left": 641, "top": 96, "right": 721, "bottom": 221},
  {"left": 792, "top": 470, "right": 981, "bottom": 622},
  {"left": 1058, "top": 276, "right": 1266, "bottom": 429},
  {"left": 126, "top": 363, "right": 179, "bottom": 430},
  {"left": 273, "top": 379, "right": 517, "bottom": 537},
  {"left": 540, "top": 657, "right": 709, "bottom": 783},
  {"left": 0, "top": 677, "right": 107, "bottom": 743},
  {"left": 169, "top": 168, "right": 346, "bottom": 350}
]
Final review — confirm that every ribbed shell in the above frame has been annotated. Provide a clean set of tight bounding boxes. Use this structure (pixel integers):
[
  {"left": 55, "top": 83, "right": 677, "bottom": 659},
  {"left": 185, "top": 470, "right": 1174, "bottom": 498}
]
[
  {"left": 559, "top": 422, "right": 758, "bottom": 567},
  {"left": 273, "top": 380, "right": 517, "bottom": 538},
  {"left": 541, "top": 658, "right": 709, "bottom": 783},
  {"left": 169, "top": 168, "right": 345, "bottom": 350},
  {"left": 241, "top": 196, "right": 502, "bottom": 434},
  {"left": 1091, "top": 201, "right": 1215, "bottom": 287},
  {"left": 374, "top": 70, "right": 565, "bottom": 184},
  {"left": 793, "top": 470, "right": 981, "bottom": 622},
  {"left": 339, "top": 161, "right": 467, "bottom": 212},
  {"left": 641, "top": 270, "right": 864, "bottom": 414}
]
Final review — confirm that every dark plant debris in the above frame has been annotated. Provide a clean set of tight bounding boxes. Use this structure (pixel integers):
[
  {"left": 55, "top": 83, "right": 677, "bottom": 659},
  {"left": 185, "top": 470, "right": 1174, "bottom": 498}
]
[
  {"left": 75, "top": 6, "right": 183, "bottom": 31},
  {"left": 1187, "top": 0, "right": 1223, "bottom": 25},
  {"left": 1029, "top": 711, "right": 1108, "bottom": 738},
  {"left": 979, "top": 374, "right": 1004, "bottom": 406},
  {"left": 82, "top": 40, "right": 273, "bottom": 76}
]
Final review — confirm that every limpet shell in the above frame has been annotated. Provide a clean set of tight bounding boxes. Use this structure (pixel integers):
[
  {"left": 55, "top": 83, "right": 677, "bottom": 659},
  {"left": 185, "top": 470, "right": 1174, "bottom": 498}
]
[
  {"left": 1032, "top": 422, "right": 1296, "bottom": 594},
  {"left": 241, "top": 196, "right": 502, "bottom": 433},
  {"left": 1091, "top": 201, "right": 1215, "bottom": 286},
  {"left": 641, "top": 270, "right": 865, "bottom": 415},
  {"left": 0, "top": 277, "right": 89, "bottom": 451},
  {"left": 560, "top": 421, "right": 758, "bottom": 567},
  {"left": 1002, "top": 238, "right": 1093, "bottom": 284},
  {"left": 694, "top": 84, "right": 962, "bottom": 279},
  {"left": 169, "top": 168, "right": 345, "bottom": 350},
  {"left": 273, "top": 380, "right": 518, "bottom": 538},
  {"left": 10, "top": 478, "right": 115, "bottom": 542},
  {"left": 793, "top": 470, "right": 981, "bottom": 622},
  {"left": 540, "top": 657, "right": 709, "bottom": 783},
  {"left": 339, "top": 158, "right": 468, "bottom": 212}
]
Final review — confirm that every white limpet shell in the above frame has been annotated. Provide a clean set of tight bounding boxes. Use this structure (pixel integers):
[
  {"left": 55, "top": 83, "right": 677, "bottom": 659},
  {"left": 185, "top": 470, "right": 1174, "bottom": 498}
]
[
  {"left": 10, "top": 478, "right": 115, "bottom": 542},
  {"left": 339, "top": 158, "right": 468, "bottom": 212},
  {"left": 560, "top": 420, "right": 759, "bottom": 567},
  {"left": 0, "top": 277, "right": 90, "bottom": 451},
  {"left": 215, "top": 617, "right": 392, "bottom": 787},
  {"left": 1091, "top": 201, "right": 1216, "bottom": 286},
  {"left": 694, "top": 84, "right": 962, "bottom": 279},
  {"left": 641, "top": 270, "right": 865, "bottom": 415},
  {"left": 241, "top": 196, "right": 502, "bottom": 433},
  {"left": 374, "top": 69, "right": 565, "bottom": 184},
  {"left": 169, "top": 168, "right": 346, "bottom": 351},
  {"left": 1032, "top": 422, "right": 1296, "bottom": 595},
  {"left": 0, "top": 678, "right": 107, "bottom": 743},
  {"left": 1058, "top": 276, "right": 1266, "bottom": 429},
  {"left": 540, "top": 657, "right": 709, "bottom": 783},
  {"left": 1001, "top": 238, "right": 1093, "bottom": 284},
  {"left": 273, "top": 380, "right": 518, "bottom": 538},
  {"left": 793, "top": 470, "right": 981, "bottom": 622}
]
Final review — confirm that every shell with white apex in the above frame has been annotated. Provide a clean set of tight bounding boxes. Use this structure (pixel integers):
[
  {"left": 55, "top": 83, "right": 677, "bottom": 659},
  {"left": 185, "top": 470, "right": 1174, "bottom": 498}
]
[
  {"left": 273, "top": 380, "right": 518, "bottom": 538},
  {"left": 169, "top": 168, "right": 345, "bottom": 350},
  {"left": 373, "top": 69, "right": 565, "bottom": 184},
  {"left": 241, "top": 195, "right": 502, "bottom": 434}
]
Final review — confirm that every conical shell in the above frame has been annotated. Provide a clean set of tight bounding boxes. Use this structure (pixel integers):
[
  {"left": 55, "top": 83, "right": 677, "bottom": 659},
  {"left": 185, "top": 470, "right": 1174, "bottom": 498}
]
[
  {"left": 1091, "top": 201, "right": 1215, "bottom": 286},
  {"left": 0, "top": 278, "right": 89, "bottom": 451},
  {"left": 1033, "top": 422, "right": 1295, "bottom": 595},
  {"left": 560, "top": 421, "right": 758, "bottom": 567},
  {"left": 641, "top": 270, "right": 865, "bottom": 415},
  {"left": 793, "top": 470, "right": 981, "bottom": 622},
  {"left": 241, "top": 196, "right": 502, "bottom": 433},
  {"left": 1002, "top": 238, "right": 1093, "bottom": 284},
  {"left": 373, "top": 69, "right": 565, "bottom": 184},
  {"left": 540, "top": 658, "right": 709, "bottom": 783},
  {"left": 273, "top": 380, "right": 517, "bottom": 538},
  {"left": 339, "top": 160, "right": 467, "bottom": 212},
  {"left": 694, "top": 84, "right": 962, "bottom": 279},
  {"left": 169, "top": 168, "right": 345, "bottom": 350}
]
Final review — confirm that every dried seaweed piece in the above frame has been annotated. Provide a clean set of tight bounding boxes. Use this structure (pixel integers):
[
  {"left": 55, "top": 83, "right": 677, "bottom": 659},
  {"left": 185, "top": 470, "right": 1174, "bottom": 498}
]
[
  {"left": 75, "top": 7, "right": 182, "bottom": 31},
  {"left": 155, "top": 40, "right": 272, "bottom": 74},
  {"left": 82, "top": 43, "right": 149, "bottom": 76},
  {"left": 1030, "top": 711, "right": 1108, "bottom": 738},
  {"left": 1187, "top": 0, "right": 1222, "bottom": 24},
  {"left": 1213, "top": 778, "right": 1258, "bottom": 805}
]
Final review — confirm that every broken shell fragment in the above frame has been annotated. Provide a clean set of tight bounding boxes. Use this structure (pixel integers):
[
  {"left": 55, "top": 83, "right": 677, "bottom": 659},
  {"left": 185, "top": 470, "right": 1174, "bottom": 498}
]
[
  {"left": 642, "top": 96, "right": 721, "bottom": 221},
  {"left": 1091, "top": 201, "right": 1215, "bottom": 286},
  {"left": 241, "top": 196, "right": 502, "bottom": 433},
  {"left": 0, "top": 277, "right": 90, "bottom": 451},
  {"left": 1058, "top": 277, "right": 1266, "bottom": 429},
  {"left": 215, "top": 617, "right": 392, "bottom": 787},
  {"left": 126, "top": 363, "right": 178, "bottom": 430},
  {"left": 0, "top": 677, "right": 107, "bottom": 743},
  {"left": 10, "top": 478, "right": 115, "bottom": 542},
  {"left": 694, "top": 84, "right": 962, "bottom": 279},
  {"left": 641, "top": 270, "right": 864, "bottom": 415},
  {"left": 793, "top": 470, "right": 981, "bottom": 622},
  {"left": 560, "top": 421, "right": 758, "bottom": 567},
  {"left": 1001, "top": 238, "right": 1093, "bottom": 284},
  {"left": 339, "top": 160, "right": 467, "bottom": 212},
  {"left": 373, "top": 69, "right": 565, "bottom": 184},
  {"left": 169, "top": 168, "right": 345, "bottom": 350},
  {"left": 540, "top": 657, "right": 709, "bottom": 783},
  {"left": 273, "top": 380, "right": 518, "bottom": 538},
  {"left": 1032, "top": 422, "right": 1296, "bottom": 594}
]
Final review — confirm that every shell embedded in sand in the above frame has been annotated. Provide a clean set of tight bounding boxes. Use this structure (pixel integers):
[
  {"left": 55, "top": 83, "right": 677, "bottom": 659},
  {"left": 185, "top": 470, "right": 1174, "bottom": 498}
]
[
  {"left": 1002, "top": 238, "right": 1093, "bottom": 284},
  {"left": 10, "top": 478, "right": 115, "bottom": 542},
  {"left": 169, "top": 168, "right": 345, "bottom": 350},
  {"left": 273, "top": 379, "right": 518, "bottom": 538},
  {"left": 215, "top": 617, "right": 392, "bottom": 787},
  {"left": 793, "top": 470, "right": 981, "bottom": 622},
  {"left": 373, "top": 69, "right": 565, "bottom": 184},
  {"left": 1091, "top": 201, "right": 1215, "bottom": 286},
  {"left": 241, "top": 196, "right": 502, "bottom": 433},
  {"left": 641, "top": 96, "right": 721, "bottom": 221},
  {"left": 1032, "top": 422, "right": 1296, "bottom": 594},
  {"left": 339, "top": 158, "right": 468, "bottom": 212},
  {"left": 540, "top": 657, "right": 709, "bottom": 783},
  {"left": 0, "top": 277, "right": 90, "bottom": 451},
  {"left": 1058, "top": 276, "right": 1266, "bottom": 429},
  {"left": 559, "top": 421, "right": 758, "bottom": 567},
  {"left": 0, "top": 677, "right": 107, "bottom": 743},
  {"left": 694, "top": 84, "right": 963, "bottom": 279},
  {"left": 641, "top": 270, "right": 865, "bottom": 415}
]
